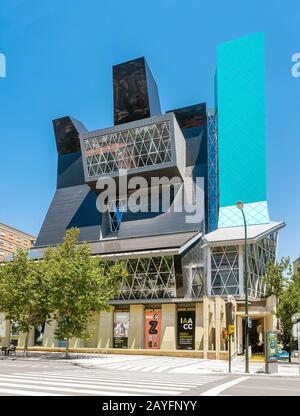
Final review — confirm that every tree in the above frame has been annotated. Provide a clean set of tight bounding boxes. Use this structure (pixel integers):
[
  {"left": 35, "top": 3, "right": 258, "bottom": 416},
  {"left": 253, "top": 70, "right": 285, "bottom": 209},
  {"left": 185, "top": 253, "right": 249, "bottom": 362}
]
[
  {"left": 0, "top": 249, "right": 52, "bottom": 356},
  {"left": 263, "top": 257, "right": 291, "bottom": 298},
  {"left": 277, "top": 274, "right": 300, "bottom": 360},
  {"left": 44, "top": 228, "right": 127, "bottom": 358}
]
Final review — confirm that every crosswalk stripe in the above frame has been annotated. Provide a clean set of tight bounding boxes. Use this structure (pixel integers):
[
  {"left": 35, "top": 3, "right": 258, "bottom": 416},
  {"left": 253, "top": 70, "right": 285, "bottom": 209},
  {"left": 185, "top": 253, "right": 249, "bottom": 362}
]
[
  {"left": 0, "top": 380, "right": 143, "bottom": 396},
  {"left": 0, "top": 388, "right": 66, "bottom": 396},
  {"left": 4, "top": 374, "right": 192, "bottom": 392},
  {"left": 0, "top": 377, "right": 181, "bottom": 395},
  {"left": 14, "top": 372, "right": 199, "bottom": 387}
]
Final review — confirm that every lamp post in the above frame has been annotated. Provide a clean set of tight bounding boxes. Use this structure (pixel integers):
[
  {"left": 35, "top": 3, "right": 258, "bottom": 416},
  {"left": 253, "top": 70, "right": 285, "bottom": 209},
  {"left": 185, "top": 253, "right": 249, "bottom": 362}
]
[{"left": 236, "top": 200, "right": 250, "bottom": 373}]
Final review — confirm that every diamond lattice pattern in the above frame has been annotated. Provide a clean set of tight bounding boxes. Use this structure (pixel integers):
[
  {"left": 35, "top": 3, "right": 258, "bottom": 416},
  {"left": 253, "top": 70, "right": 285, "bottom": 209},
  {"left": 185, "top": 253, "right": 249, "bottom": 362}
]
[
  {"left": 84, "top": 122, "right": 172, "bottom": 176},
  {"left": 211, "top": 245, "right": 240, "bottom": 296},
  {"left": 247, "top": 232, "right": 277, "bottom": 298},
  {"left": 104, "top": 256, "right": 176, "bottom": 300},
  {"left": 207, "top": 112, "right": 219, "bottom": 232}
]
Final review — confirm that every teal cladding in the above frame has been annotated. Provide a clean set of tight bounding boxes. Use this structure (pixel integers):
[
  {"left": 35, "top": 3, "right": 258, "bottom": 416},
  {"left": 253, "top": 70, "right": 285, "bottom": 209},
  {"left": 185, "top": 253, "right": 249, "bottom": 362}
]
[{"left": 216, "top": 32, "right": 266, "bottom": 208}]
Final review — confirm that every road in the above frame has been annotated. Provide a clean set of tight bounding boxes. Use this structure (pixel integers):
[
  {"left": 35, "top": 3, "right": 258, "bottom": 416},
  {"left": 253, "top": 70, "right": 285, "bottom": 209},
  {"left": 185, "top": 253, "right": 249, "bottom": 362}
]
[{"left": 0, "top": 355, "right": 299, "bottom": 396}]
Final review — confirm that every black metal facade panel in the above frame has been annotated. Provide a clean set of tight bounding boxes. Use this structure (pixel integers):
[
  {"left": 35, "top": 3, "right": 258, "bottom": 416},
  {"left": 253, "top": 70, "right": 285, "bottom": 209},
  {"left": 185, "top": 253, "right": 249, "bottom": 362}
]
[
  {"left": 57, "top": 152, "right": 85, "bottom": 189},
  {"left": 35, "top": 185, "right": 101, "bottom": 247},
  {"left": 113, "top": 57, "right": 161, "bottom": 125},
  {"left": 145, "top": 59, "right": 161, "bottom": 116},
  {"left": 167, "top": 103, "right": 207, "bottom": 129},
  {"left": 53, "top": 116, "right": 87, "bottom": 155},
  {"left": 89, "top": 231, "right": 199, "bottom": 255}
]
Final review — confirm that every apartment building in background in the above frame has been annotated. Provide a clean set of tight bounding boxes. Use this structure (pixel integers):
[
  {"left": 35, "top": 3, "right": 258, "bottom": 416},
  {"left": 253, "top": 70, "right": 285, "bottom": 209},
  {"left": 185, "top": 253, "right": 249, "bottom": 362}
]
[{"left": 0, "top": 223, "right": 36, "bottom": 262}]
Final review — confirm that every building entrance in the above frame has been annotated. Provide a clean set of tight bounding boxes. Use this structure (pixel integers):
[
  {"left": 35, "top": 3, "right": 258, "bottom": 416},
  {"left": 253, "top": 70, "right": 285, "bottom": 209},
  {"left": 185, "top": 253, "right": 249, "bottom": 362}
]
[{"left": 243, "top": 318, "right": 265, "bottom": 355}]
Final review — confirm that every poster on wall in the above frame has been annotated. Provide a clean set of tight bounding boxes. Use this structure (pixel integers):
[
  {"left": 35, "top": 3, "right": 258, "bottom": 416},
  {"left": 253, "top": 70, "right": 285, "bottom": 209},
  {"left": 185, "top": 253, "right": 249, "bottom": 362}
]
[
  {"left": 34, "top": 323, "right": 45, "bottom": 346},
  {"left": 113, "top": 312, "right": 129, "bottom": 348},
  {"left": 177, "top": 311, "right": 195, "bottom": 350},
  {"left": 145, "top": 311, "right": 161, "bottom": 349}
]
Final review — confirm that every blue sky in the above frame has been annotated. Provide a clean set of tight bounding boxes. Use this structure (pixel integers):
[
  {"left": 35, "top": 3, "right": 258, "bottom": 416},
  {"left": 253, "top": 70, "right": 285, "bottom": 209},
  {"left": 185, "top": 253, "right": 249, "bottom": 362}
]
[{"left": 0, "top": 0, "right": 299, "bottom": 261}]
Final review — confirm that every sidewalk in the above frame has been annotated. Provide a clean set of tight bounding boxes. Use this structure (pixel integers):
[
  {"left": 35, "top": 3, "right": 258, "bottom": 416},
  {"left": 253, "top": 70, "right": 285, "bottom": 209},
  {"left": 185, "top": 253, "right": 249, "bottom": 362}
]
[
  {"left": 70, "top": 353, "right": 300, "bottom": 377},
  {"left": 1, "top": 351, "right": 299, "bottom": 377}
]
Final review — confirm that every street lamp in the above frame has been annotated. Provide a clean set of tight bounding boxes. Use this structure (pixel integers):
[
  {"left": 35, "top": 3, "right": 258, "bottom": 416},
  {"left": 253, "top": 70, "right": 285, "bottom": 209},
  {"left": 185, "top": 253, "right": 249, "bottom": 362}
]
[{"left": 236, "top": 200, "right": 250, "bottom": 373}]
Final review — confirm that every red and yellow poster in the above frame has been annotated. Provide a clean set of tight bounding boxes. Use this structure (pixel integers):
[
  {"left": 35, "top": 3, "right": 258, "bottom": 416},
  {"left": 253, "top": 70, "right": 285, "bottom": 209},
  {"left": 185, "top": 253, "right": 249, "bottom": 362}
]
[{"left": 145, "top": 311, "right": 161, "bottom": 349}]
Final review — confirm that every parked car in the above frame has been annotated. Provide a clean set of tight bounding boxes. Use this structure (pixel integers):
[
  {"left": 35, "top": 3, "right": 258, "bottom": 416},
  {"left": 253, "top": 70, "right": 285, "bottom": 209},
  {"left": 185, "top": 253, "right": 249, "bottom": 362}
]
[
  {"left": 291, "top": 350, "right": 299, "bottom": 358},
  {"left": 277, "top": 349, "right": 289, "bottom": 360}
]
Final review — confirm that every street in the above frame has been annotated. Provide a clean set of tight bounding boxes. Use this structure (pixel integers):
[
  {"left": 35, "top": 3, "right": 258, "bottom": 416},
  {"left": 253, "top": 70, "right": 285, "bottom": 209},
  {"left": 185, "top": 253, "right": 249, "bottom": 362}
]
[{"left": 0, "top": 354, "right": 299, "bottom": 396}]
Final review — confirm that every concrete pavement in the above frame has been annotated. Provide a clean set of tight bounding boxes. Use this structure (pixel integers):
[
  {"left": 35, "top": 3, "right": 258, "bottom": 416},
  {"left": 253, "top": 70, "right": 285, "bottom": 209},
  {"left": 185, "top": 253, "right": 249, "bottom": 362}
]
[{"left": 0, "top": 352, "right": 299, "bottom": 396}]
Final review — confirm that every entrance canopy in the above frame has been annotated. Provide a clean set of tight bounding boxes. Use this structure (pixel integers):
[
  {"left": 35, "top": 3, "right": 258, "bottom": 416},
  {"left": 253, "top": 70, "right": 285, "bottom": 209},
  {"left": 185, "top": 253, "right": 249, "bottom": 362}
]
[{"left": 202, "top": 221, "right": 285, "bottom": 246}]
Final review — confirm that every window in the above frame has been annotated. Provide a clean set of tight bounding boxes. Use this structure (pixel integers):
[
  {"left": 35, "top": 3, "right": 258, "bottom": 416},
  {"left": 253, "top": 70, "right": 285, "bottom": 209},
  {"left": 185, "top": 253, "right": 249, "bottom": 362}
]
[
  {"left": 0, "top": 231, "right": 5, "bottom": 237},
  {"left": 210, "top": 245, "right": 239, "bottom": 296},
  {"left": 105, "top": 256, "right": 177, "bottom": 300},
  {"left": 84, "top": 121, "right": 172, "bottom": 176},
  {"left": 8, "top": 233, "right": 14, "bottom": 240},
  {"left": 108, "top": 200, "right": 126, "bottom": 232},
  {"left": 0, "top": 240, "right": 4, "bottom": 246}
]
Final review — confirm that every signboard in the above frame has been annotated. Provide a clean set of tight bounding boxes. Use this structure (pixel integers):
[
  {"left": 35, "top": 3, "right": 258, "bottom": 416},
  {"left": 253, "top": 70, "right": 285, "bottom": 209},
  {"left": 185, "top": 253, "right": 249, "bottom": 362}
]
[
  {"left": 113, "top": 312, "right": 129, "bottom": 348},
  {"left": 177, "top": 311, "right": 195, "bottom": 350},
  {"left": 266, "top": 331, "right": 278, "bottom": 363},
  {"left": 228, "top": 325, "right": 235, "bottom": 335},
  {"left": 145, "top": 311, "right": 161, "bottom": 349}
]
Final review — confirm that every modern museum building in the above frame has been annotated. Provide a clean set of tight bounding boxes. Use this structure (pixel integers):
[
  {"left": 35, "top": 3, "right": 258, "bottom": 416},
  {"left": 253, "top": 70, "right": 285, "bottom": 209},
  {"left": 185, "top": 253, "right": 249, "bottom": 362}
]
[{"left": 0, "top": 33, "right": 285, "bottom": 359}]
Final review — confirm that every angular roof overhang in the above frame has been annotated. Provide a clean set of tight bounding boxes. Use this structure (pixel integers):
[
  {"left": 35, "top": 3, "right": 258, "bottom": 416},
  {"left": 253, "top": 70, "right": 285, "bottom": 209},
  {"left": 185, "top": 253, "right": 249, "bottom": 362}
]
[
  {"left": 26, "top": 231, "right": 202, "bottom": 261},
  {"left": 202, "top": 221, "right": 285, "bottom": 246}
]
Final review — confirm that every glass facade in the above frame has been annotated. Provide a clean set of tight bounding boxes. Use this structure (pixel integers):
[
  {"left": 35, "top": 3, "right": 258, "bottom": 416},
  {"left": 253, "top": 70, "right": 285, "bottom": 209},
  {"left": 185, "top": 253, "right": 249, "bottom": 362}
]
[
  {"left": 84, "top": 121, "right": 172, "bottom": 176},
  {"left": 207, "top": 110, "right": 218, "bottom": 232},
  {"left": 247, "top": 232, "right": 278, "bottom": 298},
  {"left": 108, "top": 199, "right": 126, "bottom": 232},
  {"left": 209, "top": 232, "right": 278, "bottom": 298},
  {"left": 104, "top": 256, "right": 176, "bottom": 300},
  {"left": 210, "top": 245, "right": 240, "bottom": 295}
]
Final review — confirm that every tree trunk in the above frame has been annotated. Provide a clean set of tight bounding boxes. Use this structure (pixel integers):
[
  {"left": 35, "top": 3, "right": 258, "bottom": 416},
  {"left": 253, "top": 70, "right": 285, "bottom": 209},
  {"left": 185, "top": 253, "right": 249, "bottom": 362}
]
[
  {"left": 24, "top": 331, "right": 29, "bottom": 358},
  {"left": 65, "top": 338, "right": 70, "bottom": 359}
]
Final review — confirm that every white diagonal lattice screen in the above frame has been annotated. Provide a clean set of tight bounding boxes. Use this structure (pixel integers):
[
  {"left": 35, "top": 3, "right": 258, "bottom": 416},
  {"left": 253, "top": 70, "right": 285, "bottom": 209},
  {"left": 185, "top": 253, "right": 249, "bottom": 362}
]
[{"left": 84, "top": 122, "right": 172, "bottom": 176}]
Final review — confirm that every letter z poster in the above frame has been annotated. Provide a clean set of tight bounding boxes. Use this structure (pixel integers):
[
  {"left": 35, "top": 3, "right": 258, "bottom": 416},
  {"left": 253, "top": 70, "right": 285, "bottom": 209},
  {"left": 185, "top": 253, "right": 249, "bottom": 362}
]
[{"left": 145, "top": 311, "right": 161, "bottom": 349}]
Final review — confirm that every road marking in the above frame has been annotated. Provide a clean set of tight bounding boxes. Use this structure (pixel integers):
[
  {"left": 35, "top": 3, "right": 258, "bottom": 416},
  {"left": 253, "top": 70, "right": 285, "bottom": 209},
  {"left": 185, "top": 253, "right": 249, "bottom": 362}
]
[
  {"left": 0, "top": 388, "right": 65, "bottom": 396},
  {"left": 201, "top": 376, "right": 249, "bottom": 396},
  {"left": 3, "top": 374, "right": 190, "bottom": 393},
  {"left": 0, "top": 379, "right": 141, "bottom": 396},
  {"left": 0, "top": 373, "right": 198, "bottom": 396},
  {"left": 14, "top": 372, "right": 199, "bottom": 387}
]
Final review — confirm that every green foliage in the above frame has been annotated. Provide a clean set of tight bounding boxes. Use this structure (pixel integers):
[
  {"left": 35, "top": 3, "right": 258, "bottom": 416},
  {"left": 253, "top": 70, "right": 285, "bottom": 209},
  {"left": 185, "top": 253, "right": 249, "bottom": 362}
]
[
  {"left": 263, "top": 257, "right": 291, "bottom": 298},
  {"left": 277, "top": 269, "right": 300, "bottom": 349},
  {"left": 44, "top": 228, "right": 127, "bottom": 349},
  {"left": 0, "top": 249, "right": 52, "bottom": 353},
  {"left": 0, "top": 228, "right": 127, "bottom": 357}
]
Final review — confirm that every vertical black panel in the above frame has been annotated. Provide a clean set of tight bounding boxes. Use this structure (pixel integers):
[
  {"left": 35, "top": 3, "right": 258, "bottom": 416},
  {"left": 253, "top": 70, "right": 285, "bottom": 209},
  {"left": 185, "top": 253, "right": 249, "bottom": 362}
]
[
  {"left": 113, "top": 57, "right": 161, "bottom": 125},
  {"left": 53, "top": 116, "right": 87, "bottom": 155}
]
